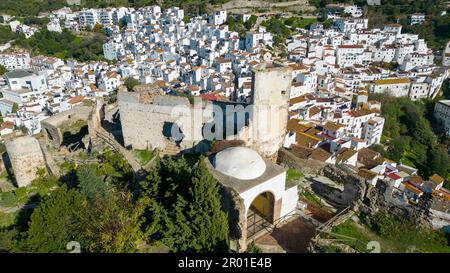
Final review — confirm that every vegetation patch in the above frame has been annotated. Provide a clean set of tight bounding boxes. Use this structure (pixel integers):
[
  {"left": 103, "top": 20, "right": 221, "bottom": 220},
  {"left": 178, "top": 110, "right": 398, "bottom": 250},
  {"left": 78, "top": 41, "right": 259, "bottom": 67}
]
[
  {"left": 300, "top": 188, "right": 322, "bottom": 207},
  {"left": 0, "top": 25, "right": 17, "bottom": 44},
  {"left": 329, "top": 211, "right": 450, "bottom": 253},
  {"left": 0, "top": 211, "right": 18, "bottom": 229},
  {"left": 14, "top": 29, "right": 107, "bottom": 62},
  {"left": 134, "top": 149, "right": 154, "bottom": 166},
  {"left": 286, "top": 168, "right": 304, "bottom": 183},
  {"left": 369, "top": 93, "right": 449, "bottom": 180}
]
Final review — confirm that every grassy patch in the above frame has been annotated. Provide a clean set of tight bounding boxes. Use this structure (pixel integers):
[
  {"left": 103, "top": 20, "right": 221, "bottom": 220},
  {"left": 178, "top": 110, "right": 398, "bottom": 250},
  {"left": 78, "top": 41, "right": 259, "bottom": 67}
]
[
  {"left": 62, "top": 120, "right": 88, "bottom": 134},
  {"left": 284, "top": 17, "right": 318, "bottom": 29},
  {"left": 329, "top": 212, "right": 450, "bottom": 253},
  {"left": 134, "top": 149, "right": 154, "bottom": 166},
  {"left": 300, "top": 188, "right": 322, "bottom": 207},
  {"left": 368, "top": 211, "right": 450, "bottom": 253},
  {"left": 286, "top": 169, "right": 304, "bottom": 183},
  {"left": 0, "top": 191, "right": 21, "bottom": 208}
]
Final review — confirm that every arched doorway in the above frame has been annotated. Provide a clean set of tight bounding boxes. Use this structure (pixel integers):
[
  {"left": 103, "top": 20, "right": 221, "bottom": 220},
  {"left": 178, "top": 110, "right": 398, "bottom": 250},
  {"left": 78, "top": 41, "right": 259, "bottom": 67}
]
[{"left": 247, "top": 192, "right": 275, "bottom": 239}]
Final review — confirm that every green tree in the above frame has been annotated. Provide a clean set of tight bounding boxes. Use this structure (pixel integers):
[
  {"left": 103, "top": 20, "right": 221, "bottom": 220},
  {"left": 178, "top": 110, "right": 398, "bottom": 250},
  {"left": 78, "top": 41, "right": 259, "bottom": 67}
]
[
  {"left": 427, "top": 147, "right": 450, "bottom": 178},
  {"left": 184, "top": 158, "right": 229, "bottom": 252},
  {"left": 383, "top": 116, "right": 401, "bottom": 138},
  {"left": 153, "top": 156, "right": 229, "bottom": 252},
  {"left": 244, "top": 15, "right": 258, "bottom": 30},
  {"left": 0, "top": 25, "right": 16, "bottom": 44},
  {"left": 227, "top": 15, "right": 236, "bottom": 31},
  {"left": 124, "top": 77, "right": 140, "bottom": 92},
  {"left": 22, "top": 186, "right": 85, "bottom": 253},
  {"left": 387, "top": 136, "right": 409, "bottom": 162},
  {"left": 245, "top": 241, "right": 262, "bottom": 253},
  {"left": 413, "top": 118, "right": 437, "bottom": 146},
  {"left": 0, "top": 65, "right": 7, "bottom": 75},
  {"left": 76, "top": 165, "right": 110, "bottom": 202},
  {"left": 77, "top": 192, "right": 147, "bottom": 253},
  {"left": 11, "top": 103, "right": 18, "bottom": 113},
  {"left": 92, "top": 23, "right": 104, "bottom": 34},
  {"left": 0, "top": 228, "right": 19, "bottom": 253}
]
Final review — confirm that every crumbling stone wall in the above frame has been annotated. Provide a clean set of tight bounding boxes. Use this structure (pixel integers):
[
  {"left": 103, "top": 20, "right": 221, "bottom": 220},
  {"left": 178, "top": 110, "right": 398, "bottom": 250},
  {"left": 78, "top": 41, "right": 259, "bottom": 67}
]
[
  {"left": 360, "top": 179, "right": 432, "bottom": 229},
  {"left": 87, "top": 99, "right": 104, "bottom": 142},
  {"left": 278, "top": 149, "right": 365, "bottom": 207},
  {"left": 277, "top": 148, "right": 325, "bottom": 175},
  {"left": 41, "top": 106, "right": 92, "bottom": 148},
  {"left": 118, "top": 86, "right": 211, "bottom": 152},
  {"left": 5, "top": 136, "right": 46, "bottom": 187},
  {"left": 320, "top": 165, "right": 366, "bottom": 207},
  {"left": 220, "top": 185, "right": 247, "bottom": 252}
]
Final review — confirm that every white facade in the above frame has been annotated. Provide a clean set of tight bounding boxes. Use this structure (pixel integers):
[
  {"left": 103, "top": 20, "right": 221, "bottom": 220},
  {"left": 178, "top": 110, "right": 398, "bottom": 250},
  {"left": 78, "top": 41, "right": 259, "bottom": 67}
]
[
  {"left": 47, "top": 19, "right": 63, "bottom": 33},
  {"left": 434, "top": 100, "right": 450, "bottom": 135},
  {"left": 371, "top": 78, "right": 411, "bottom": 97},
  {"left": 78, "top": 9, "right": 100, "bottom": 28},
  {"left": 5, "top": 70, "right": 48, "bottom": 92},
  {"left": 336, "top": 45, "right": 364, "bottom": 67},
  {"left": 410, "top": 14, "right": 426, "bottom": 25},
  {"left": 0, "top": 53, "right": 31, "bottom": 70}
]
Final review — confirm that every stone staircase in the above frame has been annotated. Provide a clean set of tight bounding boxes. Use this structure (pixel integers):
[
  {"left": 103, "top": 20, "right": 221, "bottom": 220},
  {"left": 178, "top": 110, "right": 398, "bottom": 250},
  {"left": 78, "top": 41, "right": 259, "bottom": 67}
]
[{"left": 159, "top": 140, "right": 180, "bottom": 157}]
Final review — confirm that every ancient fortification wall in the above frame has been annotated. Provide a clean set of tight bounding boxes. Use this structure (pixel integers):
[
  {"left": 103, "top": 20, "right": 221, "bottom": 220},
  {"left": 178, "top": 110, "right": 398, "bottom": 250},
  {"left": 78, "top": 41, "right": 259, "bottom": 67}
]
[
  {"left": 118, "top": 63, "right": 292, "bottom": 159},
  {"left": 41, "top": 106, "right": 92, "bottom": 148},
  {"left": 117, "top": 87, "right": 207, "bottom": 151}
]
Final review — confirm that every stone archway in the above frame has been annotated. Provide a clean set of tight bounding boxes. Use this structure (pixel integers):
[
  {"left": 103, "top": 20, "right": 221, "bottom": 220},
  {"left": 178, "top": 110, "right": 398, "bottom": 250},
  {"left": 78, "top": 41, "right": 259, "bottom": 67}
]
[{"left": 246, "top": 191, "right": 275, "bottom": 239}]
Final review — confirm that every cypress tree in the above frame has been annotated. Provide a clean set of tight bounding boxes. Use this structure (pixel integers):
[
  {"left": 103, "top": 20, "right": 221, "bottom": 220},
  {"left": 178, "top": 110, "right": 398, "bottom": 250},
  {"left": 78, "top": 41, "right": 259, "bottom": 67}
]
[{"left": 187, "top": 157, "right": 229, "bottom": 252}]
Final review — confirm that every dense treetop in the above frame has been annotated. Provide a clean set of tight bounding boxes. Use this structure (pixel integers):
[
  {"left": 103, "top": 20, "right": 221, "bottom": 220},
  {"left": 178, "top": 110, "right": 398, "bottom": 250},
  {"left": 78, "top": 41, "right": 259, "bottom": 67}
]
[
  {"left": 0, "top": 0, "right": 230, "bottom": 17},
  {"left": 0, "top": 149, "right": 229, "bottom": 253}
]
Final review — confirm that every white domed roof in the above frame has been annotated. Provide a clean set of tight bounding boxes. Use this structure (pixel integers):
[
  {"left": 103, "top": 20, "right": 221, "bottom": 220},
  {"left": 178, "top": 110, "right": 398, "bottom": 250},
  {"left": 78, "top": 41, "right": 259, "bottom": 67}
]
[{"left": 212, "top": 147, "right": 266, "bottom": 180}]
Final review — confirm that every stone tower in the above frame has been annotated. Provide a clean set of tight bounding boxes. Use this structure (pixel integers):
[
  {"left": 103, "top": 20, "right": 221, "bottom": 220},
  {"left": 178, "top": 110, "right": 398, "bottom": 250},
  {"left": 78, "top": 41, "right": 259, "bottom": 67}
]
[
  {"left": 5, "top": 136, "right": 46, "bottom": 187},
  {"left": 249, "top": 62, "right": 292, "bottom": 159}
]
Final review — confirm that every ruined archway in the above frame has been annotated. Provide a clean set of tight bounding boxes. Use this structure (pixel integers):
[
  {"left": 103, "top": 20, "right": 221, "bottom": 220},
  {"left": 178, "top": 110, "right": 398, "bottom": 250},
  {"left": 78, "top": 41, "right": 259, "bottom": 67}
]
[{"left": 246, "top": 191, "right": 275, "bottom": 239}]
